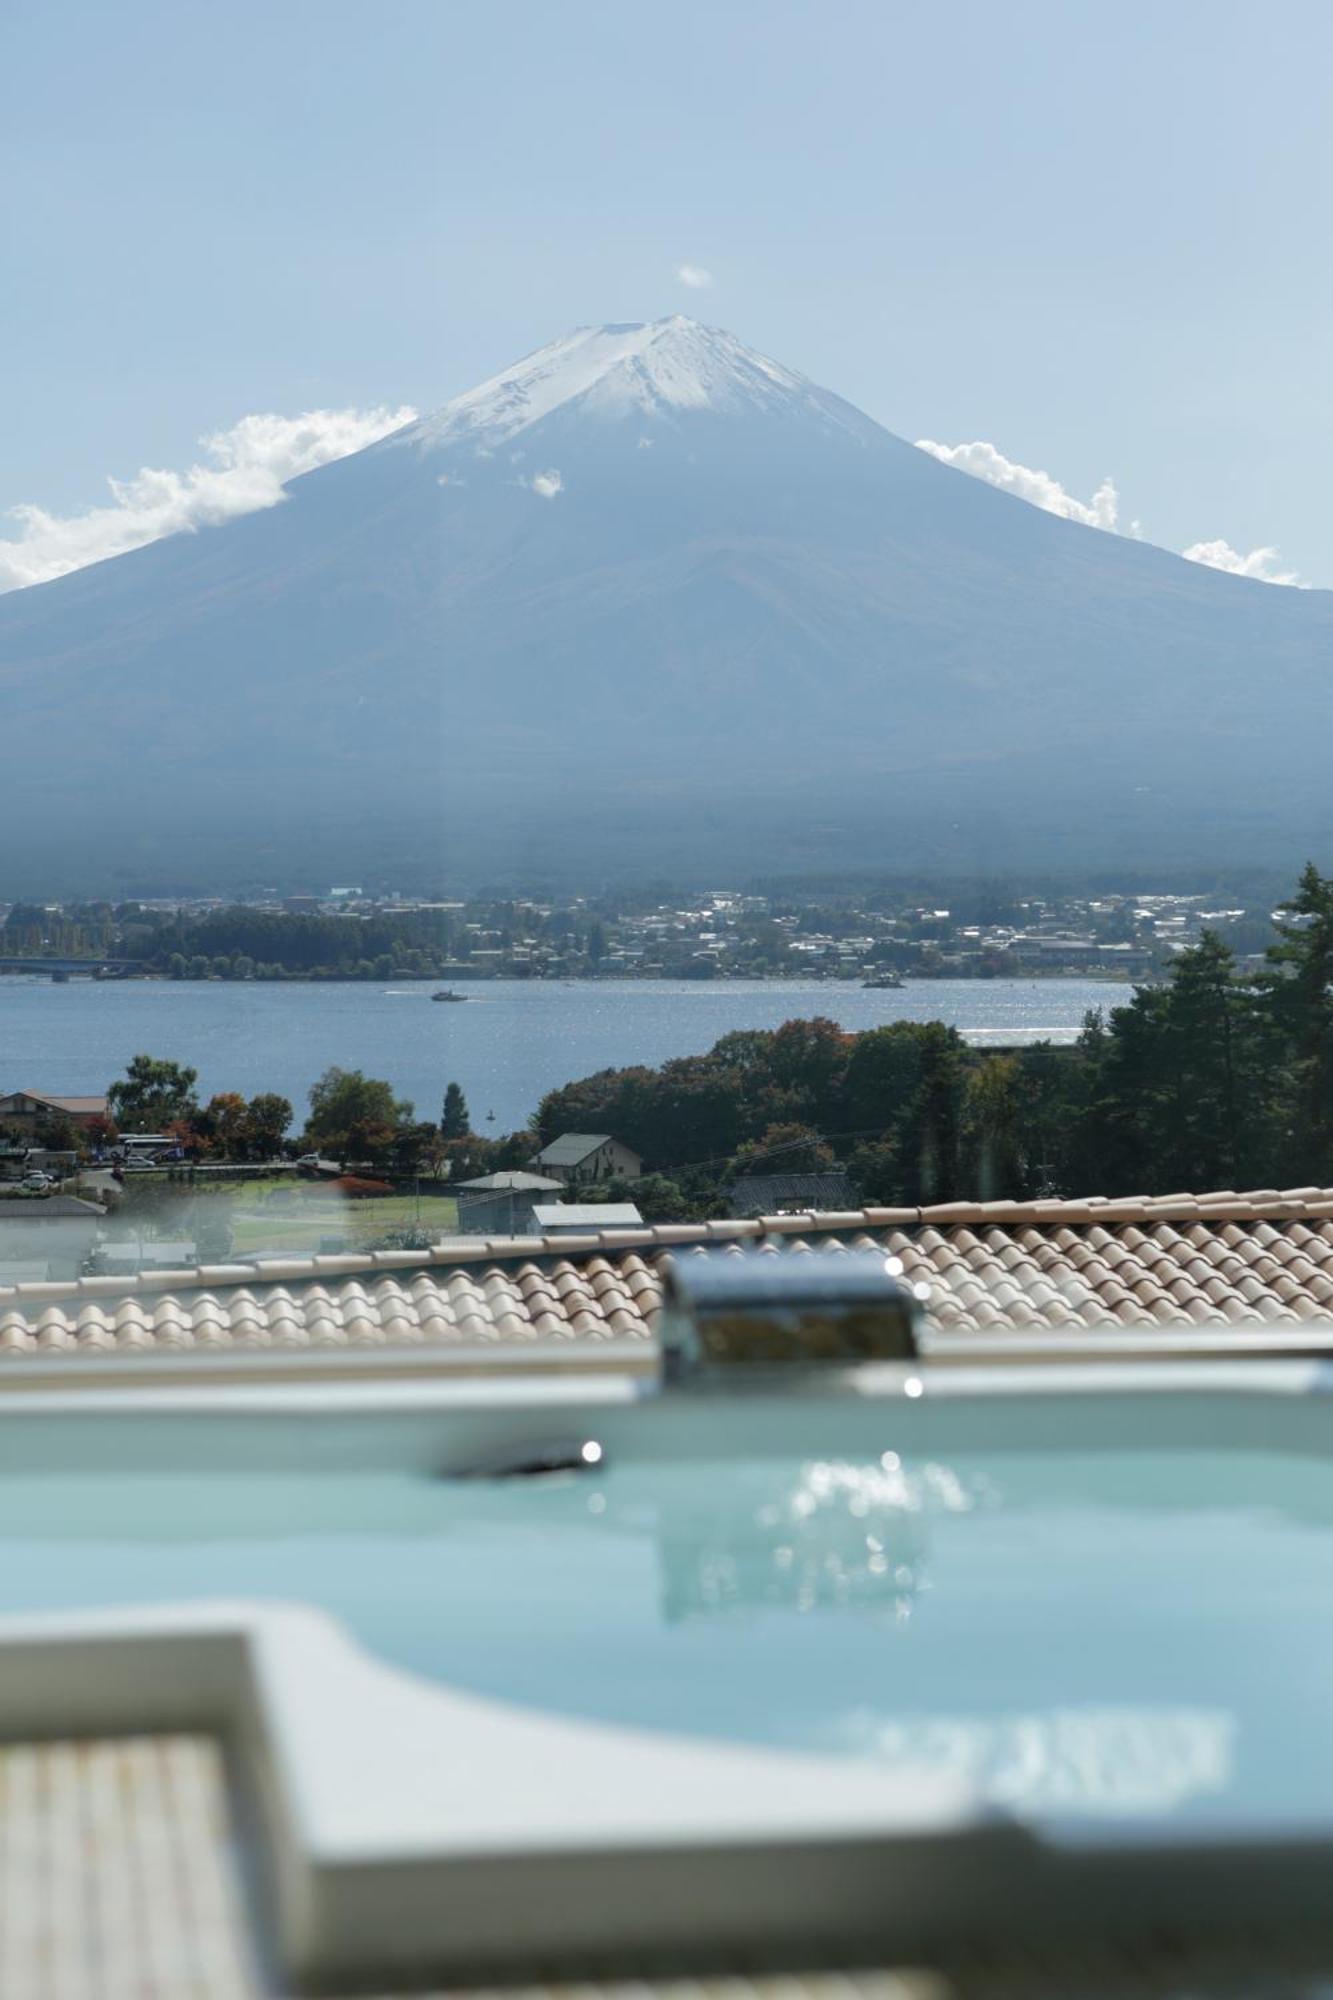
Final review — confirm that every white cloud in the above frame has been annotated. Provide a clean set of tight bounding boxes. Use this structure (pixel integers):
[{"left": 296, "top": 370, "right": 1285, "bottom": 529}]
[
  {"left": 1182, "top": 539, "right": 1304, "bottom": 588},
  {"left": 917, "top": 436, "right": 1311, "bottom": 586},
  {"left": 531, "top": 468, "right": 563, "bottom": 499},
  {"left": 675, "top": 263, "right": 713, "bottom": 290},
  {"left": 916, "top": 437, "right": 1119, "bottom": 531},
  {"left": 0, "top": 404, "right": 416, "bottom": 592}
]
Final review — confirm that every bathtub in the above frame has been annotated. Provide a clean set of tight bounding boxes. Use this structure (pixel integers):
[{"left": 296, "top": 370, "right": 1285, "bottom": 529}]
[{"left": 1, "top": 1338, "right": 1332, "bottom": 1986}]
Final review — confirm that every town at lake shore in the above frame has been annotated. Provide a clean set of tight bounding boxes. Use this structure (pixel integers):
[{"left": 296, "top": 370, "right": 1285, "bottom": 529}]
[{"left": 0, "top": 876, "right": 1273, "bottom": 985}]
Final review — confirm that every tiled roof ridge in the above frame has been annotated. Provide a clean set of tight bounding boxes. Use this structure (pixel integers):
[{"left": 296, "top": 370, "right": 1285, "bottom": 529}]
[{"left": 6, "top": 1185, "right": 1333, "bottom": 1309}]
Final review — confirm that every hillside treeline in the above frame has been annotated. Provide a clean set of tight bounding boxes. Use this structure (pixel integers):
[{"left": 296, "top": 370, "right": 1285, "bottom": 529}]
[
  {"left": 140, "top": 908, "right": 459, "bottom": 978},
  {"left": 535, "top": 864, "right": 1333, "bottom": 1208}
]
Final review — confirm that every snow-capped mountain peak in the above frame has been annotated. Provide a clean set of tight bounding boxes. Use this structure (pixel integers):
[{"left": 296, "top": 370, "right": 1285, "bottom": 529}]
[
  {"left": 8, "top": 310, "right": 1333, "bottom": 894},
  {"left": 396, "top": 316, "right": 870, "bottom": 450}
]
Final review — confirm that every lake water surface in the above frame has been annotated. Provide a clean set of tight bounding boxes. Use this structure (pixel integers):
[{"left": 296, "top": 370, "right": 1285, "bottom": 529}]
[{"left": 0, "top": 977, "right": 1130, "bottom": 1132}]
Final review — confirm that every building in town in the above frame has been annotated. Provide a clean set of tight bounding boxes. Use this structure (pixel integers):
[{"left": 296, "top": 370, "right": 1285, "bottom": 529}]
[
  {"left": 454, "top": 1169, "right": 565, "bottom": 1236},
  {"left": 0, "top": 1090, "right": 108, "bottom": 1134},
  {"left": 529, "top": 1133, "right": 642, "bottom": 1185}
]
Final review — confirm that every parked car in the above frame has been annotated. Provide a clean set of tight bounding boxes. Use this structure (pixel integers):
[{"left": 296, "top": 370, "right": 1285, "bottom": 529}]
[{"left": 21, "top": 1173, "right": 54, "bottom": 1191}]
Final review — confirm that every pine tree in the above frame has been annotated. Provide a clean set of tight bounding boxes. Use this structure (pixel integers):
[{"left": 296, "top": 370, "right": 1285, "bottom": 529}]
[
  {"left": 1262, "top": 862, "right": 1333, "bottom": 1180},
  {"left": 441, "top": 1080, "right": 471, "bottom": 1139},
  {"left": 1156, "top": 931, "right": 1273, "bottom": 1190},
  {"left": 1066, "top": 937, "right": 1274, "bottom": 1195}
]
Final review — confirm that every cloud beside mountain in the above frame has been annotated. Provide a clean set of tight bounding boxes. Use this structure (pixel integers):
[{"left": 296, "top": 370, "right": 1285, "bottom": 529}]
[
  {"left": 917, "top": 434, "right": 1305, "bottom": 587},
  {"left": 915, "top": 438, "right": 1121, "bottom": 533},
  {"left": 0, "top": 404, "right": 416, "bottom": 592},
  {"left": 0, "top": 368, "right": 1311, "bottom": 596},
  {"left": 1180, "top": 538, "right": 1304, "bottom": 587}
]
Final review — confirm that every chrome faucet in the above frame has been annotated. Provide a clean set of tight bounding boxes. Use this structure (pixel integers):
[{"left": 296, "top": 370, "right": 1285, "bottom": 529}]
[{"left": 658, "top": 1248, "right": 922, "bottom": 1382}]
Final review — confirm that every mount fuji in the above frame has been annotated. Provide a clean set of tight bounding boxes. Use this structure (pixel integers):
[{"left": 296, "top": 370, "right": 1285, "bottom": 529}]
[{"left": 3, "top": 315, "right": 1332, "bottom": 891}]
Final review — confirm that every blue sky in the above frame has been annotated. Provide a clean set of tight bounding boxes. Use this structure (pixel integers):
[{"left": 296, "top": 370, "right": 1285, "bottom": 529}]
[{"left": 3, "top": 0, "right": 1329, "bottom": 581}]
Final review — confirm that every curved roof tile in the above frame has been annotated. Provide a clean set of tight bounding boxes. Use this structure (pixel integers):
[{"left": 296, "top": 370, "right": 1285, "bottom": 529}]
[{"left": 0, "top": 1187, "right": 1332, "bottom": 1354}]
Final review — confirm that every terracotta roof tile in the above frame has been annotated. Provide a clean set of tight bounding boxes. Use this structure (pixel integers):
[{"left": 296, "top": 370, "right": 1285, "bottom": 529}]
[{"left": 3, "top": 1185, "right": 1333, "bottom": 1356}]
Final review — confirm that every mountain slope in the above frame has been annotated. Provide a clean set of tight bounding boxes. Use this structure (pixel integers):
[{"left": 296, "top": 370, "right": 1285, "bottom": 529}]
[{"left": 2, "top": 316, "right": 1331, "bottom": 890}]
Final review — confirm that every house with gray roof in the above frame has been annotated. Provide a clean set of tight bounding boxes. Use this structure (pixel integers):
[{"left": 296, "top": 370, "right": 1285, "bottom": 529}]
[
  {"left": 529, "top": 1133, "right": 642, "bottom": 1184},
  {"left": 454, "top": 1169, "right": 567, "bottom": 1236}
]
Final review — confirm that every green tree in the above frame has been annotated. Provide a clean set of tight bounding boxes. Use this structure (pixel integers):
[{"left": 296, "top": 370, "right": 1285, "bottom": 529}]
[
  {"left": 441, "top": 1081, "right": 471, "bottom": 1139},
  {"left": 964, "top": 1054, "right": 1026, "bottom": 1200},
  {"left": 766, "top": 1017, "right": 848, "bottom": 1123},
  {"left": 840, "top": 1021, "right": 966, "bottom": 1204},
  {"left": 910, "top": 1021, "right": 965, "bottom": 1202},
  {"left": 246, "top": 1093, "right": 293, "bottom": 1159},
  {"left": 1157, "top": 932, "right": 1274, "bottom": 1189},
  {"left": 1068, "top": 935, "right": 1276, "bottom": 1194},
  {"left": 108, "top": 1055, "right": 199, "bottom": 1133},
  {"left": 202, "top": 1092, "right": 250, "bottom": 1159},
  {"left": 439, "top": 1134, "right": 500, "bottom": 1182},
  {"left": 846, "top": 1136, "right": 900, "bottom": 1205},
  {"left": 32, "top": 1107, "right": 81, "bottom": 1157},
  {"left": 391, "top": 1121, "right": 445, "bottom": 1179},
  {"left": 1068, "top": 985, "right": 1172, "bottom": 1193},
  {"left": 305, "top": 1068, "right": 412, "bottom": 1168},
  {"left": 1262, "top": 862, "right": 1333, "bottom": 1180},
  {"left": 620, "top": 1172, "right": 690, "bottom": 1221},
  {"left": 1015, "top": 1042, "right": 1074, "bottom": 1196},
  {"left": 733, "top": 1122, "right": 835, "bottom": 1177}
]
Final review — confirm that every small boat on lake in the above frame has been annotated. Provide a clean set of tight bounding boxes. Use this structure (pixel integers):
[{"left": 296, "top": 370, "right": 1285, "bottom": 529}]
[
  {"left": 431, "top": 989, "right": 467, "bottom": 1003},
  {"left": 862, "top": 971, "right": 905, "bottom": 989}
]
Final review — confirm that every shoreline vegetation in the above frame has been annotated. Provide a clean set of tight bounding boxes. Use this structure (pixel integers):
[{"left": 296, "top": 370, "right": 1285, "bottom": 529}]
[{"left": 12, "top": 860, "right": 1333, "bottom": 1257}]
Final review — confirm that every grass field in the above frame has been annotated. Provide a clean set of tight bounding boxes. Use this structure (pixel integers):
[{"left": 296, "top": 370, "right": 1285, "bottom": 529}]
[
  {"left": 228, "top": 1188, "right": 459, "bottom": 1253},
  {"left": 118, "top": 1176, "right": 460, "bottom": 1255}
]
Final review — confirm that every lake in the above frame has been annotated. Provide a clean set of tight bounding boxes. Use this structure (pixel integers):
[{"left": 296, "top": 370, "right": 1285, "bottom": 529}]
[{"left": 0, "top": 977, "right": 1131, "bottom": 1134}]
